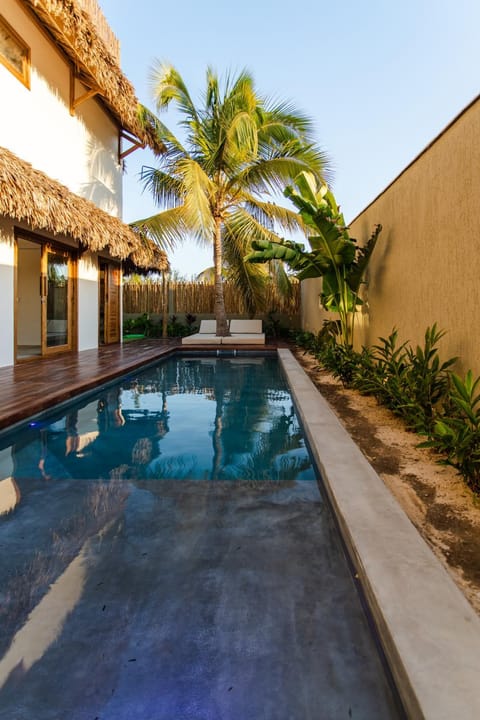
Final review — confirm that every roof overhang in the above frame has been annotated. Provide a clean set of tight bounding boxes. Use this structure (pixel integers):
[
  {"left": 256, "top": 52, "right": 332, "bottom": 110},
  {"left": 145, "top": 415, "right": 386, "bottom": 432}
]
[
  {"left": 21, "top": 0, "right": 165, "bottom": 156},
  {"left": 0, "top": 147, "right": 168, "bottom": 273}
]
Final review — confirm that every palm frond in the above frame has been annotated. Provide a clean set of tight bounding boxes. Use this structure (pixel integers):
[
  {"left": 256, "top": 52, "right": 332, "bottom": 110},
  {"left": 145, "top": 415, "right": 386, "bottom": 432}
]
[
  {"left": 139, "top": 166, "right": 183, "bottom": 208},
  {"left": 261, "top": 98, "right": 316, "bottom": 139},
  {"left": 225, "top": 206, "right": 284, "bottom": 247},
  {"left": 137, "top": 104, "right": 188, "bottom": 159},
  {"left": 150, "top": 61, "right": 200, "bottom": 126},
  {"left": 237, "top": 155, "right": 329, "bottom": 196},
  {"left": 205, "top": 67, "right": 220, "bottom": 112},
  {"left": 240, "top": 195, "right": 308, "bottom": 234},
  {"left": 223, "top": 68, "right": 256, "bottom": 108},
  {"left": 223, "top": 112, "right": 258, "bottom": 167},
  {"left": 223, "top": 222, "right": 269, "bottom": 315},
  {"left": 268, "top": 259, "right": 294, "bottom": 299},
  {"left": 176, "top": 157, "right": 215, "bottom": 237},
  {"left": 130, "top": 207, "right": 188, "bottom": 250}
]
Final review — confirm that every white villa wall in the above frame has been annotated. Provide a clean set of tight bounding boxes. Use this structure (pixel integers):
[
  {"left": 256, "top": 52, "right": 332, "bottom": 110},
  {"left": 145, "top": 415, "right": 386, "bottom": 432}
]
[
  {"left": 0, "top": 220, "right": 15, "bottom": 367},
  {"left": 16, "top": 240, "right": 41, "bottom": 345},
  {"left": 0, "top": 1, "right": 129, "bottom": 368},
  {"left": 0, "top": 0, "right": 122, "bottom": 216},
  {"left": 78, "top": 253, "right": 99, "bottom": 351}
]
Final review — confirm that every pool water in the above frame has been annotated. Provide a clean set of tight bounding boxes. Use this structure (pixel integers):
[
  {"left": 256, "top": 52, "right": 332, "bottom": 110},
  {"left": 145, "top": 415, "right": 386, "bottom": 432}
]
[
  {"left": 0, "top": 356, "right": 403, "bottom": 719},
  {"left": 1, "top": 357, "right": 315, "bottom": 484}
]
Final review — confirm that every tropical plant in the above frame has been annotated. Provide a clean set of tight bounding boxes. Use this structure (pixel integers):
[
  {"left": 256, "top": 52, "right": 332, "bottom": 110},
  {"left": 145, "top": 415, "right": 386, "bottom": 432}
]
[
  {"left": 132, "top": 66, "right": 328, "bottom": 333},
  {"left": 352, "top": 325, "right": 456, "bottom": 433},
  {"left": 246, "top": 171, "right": 381, "bottom": 345},
  {"left": 421, "top": 371, "right": 480, "bottom": 491},
  {"left": 166, "top": 315, "right": 195, "bottom": 337}
]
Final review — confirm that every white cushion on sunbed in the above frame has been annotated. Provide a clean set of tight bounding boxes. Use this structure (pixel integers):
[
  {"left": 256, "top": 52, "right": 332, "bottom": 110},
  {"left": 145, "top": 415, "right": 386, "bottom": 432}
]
[
  {"left": 197, "top": 319, "right": 218, "bottom": 333},
  {"left": 181, "top": 319, "right": 224, "bottom": 344},
  {"left": 229, "top": 319, "right": 263, "bottom": 334}
]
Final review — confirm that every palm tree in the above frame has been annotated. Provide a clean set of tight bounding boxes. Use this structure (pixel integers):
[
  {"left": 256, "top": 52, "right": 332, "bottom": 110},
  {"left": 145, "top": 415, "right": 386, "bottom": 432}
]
[{"left": 132, "top": 65, "right": 329, "bottom": 334}]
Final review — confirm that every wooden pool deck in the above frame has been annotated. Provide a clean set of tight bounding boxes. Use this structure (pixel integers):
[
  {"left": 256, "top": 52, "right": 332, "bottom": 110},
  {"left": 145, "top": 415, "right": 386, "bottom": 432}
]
[{"left": 0, "top": 338, "right": 281, "bottom": 431}]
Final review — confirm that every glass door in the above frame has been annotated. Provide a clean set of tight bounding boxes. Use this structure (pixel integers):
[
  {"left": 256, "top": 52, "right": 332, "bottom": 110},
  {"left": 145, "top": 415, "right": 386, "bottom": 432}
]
[{"left": 41, "top": 246, "right": 73, "bottom": 353}]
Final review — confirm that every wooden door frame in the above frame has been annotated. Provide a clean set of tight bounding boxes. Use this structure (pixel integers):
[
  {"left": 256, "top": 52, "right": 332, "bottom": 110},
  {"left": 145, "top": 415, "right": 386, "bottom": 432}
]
[
  {"left": 14, "top": 229, "right": 78, "bottom": 362},
  {"left": 41, "top": 244, "right": 75, "bottom": 355}
]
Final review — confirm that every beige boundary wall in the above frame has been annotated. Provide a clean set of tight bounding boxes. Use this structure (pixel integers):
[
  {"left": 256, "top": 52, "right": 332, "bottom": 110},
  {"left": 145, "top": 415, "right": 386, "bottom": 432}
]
[{"left": 302, "top": 94, "right": 480, "bottom": 376}]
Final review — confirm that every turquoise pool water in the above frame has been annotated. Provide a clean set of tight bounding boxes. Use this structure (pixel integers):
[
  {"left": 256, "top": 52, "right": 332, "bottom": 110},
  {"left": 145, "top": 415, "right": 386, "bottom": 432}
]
[
  {"left": 0, "top": 355, "right": 403, "bottom": 720},
  {"left": 0, "top": 356, "right": 314, "bottom": 484}
]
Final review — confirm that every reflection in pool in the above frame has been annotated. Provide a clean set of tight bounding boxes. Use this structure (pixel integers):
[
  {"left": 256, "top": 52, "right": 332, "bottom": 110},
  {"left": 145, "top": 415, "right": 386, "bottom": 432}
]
[{"left": 2, "top": 357, "right": 314, "bottom": 485}]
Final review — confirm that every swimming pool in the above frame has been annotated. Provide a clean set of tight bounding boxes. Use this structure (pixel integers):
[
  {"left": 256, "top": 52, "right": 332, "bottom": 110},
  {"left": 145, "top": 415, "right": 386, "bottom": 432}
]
[{"left": 0, "top": 355, "right": 403, "bottom": 719}]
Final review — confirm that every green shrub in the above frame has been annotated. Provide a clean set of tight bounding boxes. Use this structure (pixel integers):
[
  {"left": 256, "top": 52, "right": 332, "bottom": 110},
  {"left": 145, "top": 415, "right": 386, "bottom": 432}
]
[
  {"left": 294, "top": 321, "right": 480, "bottom": 490},
  {"left": 167, "top": 315, "right": 194, "bottom": 337},
  {"left": 353, "top": 328, "right": 408, "bottom": 404},
  {"left": 352, "top": 325, "right": 455, "bottom": 433},
  {"left": 421, "top": 371, "right": 480, "bottom": 492},
  {"left": 319, "top": 343, "right": 362, "bottom": 387},
  {"left": 264, "top": 311, "right": 290, "bottom": 339},
  {"left": 123, "top": 313, "right": 157, "bottom": 337},
  {"left": 400, "top": 325, "right": 457, "bottom": 432},
  {"left": 291, "top": 329, "right": 322, "bottom": 355}
]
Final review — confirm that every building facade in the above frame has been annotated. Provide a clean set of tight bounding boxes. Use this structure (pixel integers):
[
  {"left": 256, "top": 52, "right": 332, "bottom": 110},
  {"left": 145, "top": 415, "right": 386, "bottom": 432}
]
[{"left": 0, "top": 0, "right": 165, "bottom": 367}]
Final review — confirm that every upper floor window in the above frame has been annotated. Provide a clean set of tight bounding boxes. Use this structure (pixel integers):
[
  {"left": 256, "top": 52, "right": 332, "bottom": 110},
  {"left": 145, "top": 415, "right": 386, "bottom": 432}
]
[{"left": 0, "top": 15, "right": 30, "bottom": 88}]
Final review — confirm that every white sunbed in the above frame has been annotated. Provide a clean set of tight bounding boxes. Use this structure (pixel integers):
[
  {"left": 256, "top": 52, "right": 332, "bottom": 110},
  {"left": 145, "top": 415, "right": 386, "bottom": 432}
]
[
  {"left": 181, "top": 319, "right": 223, "bottom": 344},
  {"left": 221, "top": 319, "right": 265, "bottom": 344},
  {"left": 182, "top": 318, "right": 265, "bottom": 345}
]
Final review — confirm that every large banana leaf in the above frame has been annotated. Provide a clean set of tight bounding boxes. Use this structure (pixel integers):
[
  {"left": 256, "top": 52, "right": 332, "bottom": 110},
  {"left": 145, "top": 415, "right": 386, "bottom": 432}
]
[{"left": 245, "top": 170, "right": 381, "bottom": 346}]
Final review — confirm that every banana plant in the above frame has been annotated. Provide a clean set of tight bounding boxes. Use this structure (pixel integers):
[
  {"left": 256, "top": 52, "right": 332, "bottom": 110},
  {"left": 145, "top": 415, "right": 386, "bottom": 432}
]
[{"left": 246, "top": 171, "right": 381, "bottom": 346}]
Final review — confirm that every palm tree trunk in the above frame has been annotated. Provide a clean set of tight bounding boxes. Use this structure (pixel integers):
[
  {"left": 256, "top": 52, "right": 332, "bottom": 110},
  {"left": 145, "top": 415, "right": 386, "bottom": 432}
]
[{"left": 213, "top": 216, "right": 229, "bottom": 336}]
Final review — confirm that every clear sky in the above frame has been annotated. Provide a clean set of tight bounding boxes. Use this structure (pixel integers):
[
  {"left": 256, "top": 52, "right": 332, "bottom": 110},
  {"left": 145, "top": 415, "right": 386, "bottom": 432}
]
[{"left": 99, "top": 0, "right": 480, "bottom": 277}]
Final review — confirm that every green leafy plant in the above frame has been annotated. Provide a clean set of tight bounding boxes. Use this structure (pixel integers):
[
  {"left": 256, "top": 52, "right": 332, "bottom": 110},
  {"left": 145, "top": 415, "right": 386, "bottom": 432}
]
[
  {"left": 167, "top": 315, "right": 192, "bottom": 337},
  {"left": 264, "top": 311, "right": 290, "bottom": 339},
  {"left": 421, "top": 371, "right": 480, "bottom": 492},
  {"left": 123, "top": 313, "right": 156, "bottom": 337},
  {"left": 319, "top": 343, "right": 363, "bottom": 387},
  {"left": 352, "top": 325, "right": 455, "bottom": 433},
  {"left": 352, "top": 328, "right": 409, "bottom": 404},
  {"left": 246, "top": 171, "right": 381, "bottom": 346},
  {"left": 401, "top": 325, "right": 457, "bottom": 432}
]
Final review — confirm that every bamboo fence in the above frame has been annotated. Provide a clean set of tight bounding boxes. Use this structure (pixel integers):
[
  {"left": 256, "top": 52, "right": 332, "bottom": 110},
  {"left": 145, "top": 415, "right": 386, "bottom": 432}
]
[{"left": 123, "top": 281, "right": 300, "bottom": 317}]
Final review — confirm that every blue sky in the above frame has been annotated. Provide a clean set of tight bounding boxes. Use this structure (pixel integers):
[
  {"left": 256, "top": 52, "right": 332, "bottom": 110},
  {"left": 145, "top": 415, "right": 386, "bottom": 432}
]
[{"left": 100, "top": 0, "right": 480, "bottom": 276}]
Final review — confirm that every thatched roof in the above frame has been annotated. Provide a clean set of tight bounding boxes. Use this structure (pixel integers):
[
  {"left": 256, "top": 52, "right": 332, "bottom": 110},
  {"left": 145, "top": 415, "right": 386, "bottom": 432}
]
[
  {"left": 21, "top": 0, "right": 164, "bottom": 155},
  {"left": 0, "top": 147, "right": 168, "bottom": 272}
]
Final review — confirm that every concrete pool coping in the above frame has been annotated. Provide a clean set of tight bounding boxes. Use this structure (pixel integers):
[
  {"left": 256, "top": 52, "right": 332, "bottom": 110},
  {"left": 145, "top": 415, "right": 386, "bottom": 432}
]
[{"left": 278, "top": 348, "right": 480, "bottom": 720}]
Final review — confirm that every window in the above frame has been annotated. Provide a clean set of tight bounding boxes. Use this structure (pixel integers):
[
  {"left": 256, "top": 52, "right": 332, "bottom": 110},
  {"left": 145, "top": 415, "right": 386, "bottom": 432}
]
[{"left": 0, "top": 15, "right": 30, "bottom": 88}]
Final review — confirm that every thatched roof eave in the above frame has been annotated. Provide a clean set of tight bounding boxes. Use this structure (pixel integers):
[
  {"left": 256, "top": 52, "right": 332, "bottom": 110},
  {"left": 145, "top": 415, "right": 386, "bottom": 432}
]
[
  {"left": 21, "top": 0, "right": 165, "bottom": 156},
  {"left": 0, "top": 147, "right": 168, "bottom": 273}
]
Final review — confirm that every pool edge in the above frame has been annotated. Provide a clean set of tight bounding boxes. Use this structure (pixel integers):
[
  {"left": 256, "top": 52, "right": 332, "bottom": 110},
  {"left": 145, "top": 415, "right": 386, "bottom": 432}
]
[{"left": 278, "top": 348, "right": 480, "bottom": 720}]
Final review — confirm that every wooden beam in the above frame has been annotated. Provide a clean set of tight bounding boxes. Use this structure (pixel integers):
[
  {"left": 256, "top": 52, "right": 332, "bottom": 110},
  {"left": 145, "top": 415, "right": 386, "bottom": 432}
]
[
  {"left": 70, "top": 66, "right": 101, "bottom": 115},
  {"left": 119, "top": 131, "right": 145, "bottom": 160}
]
